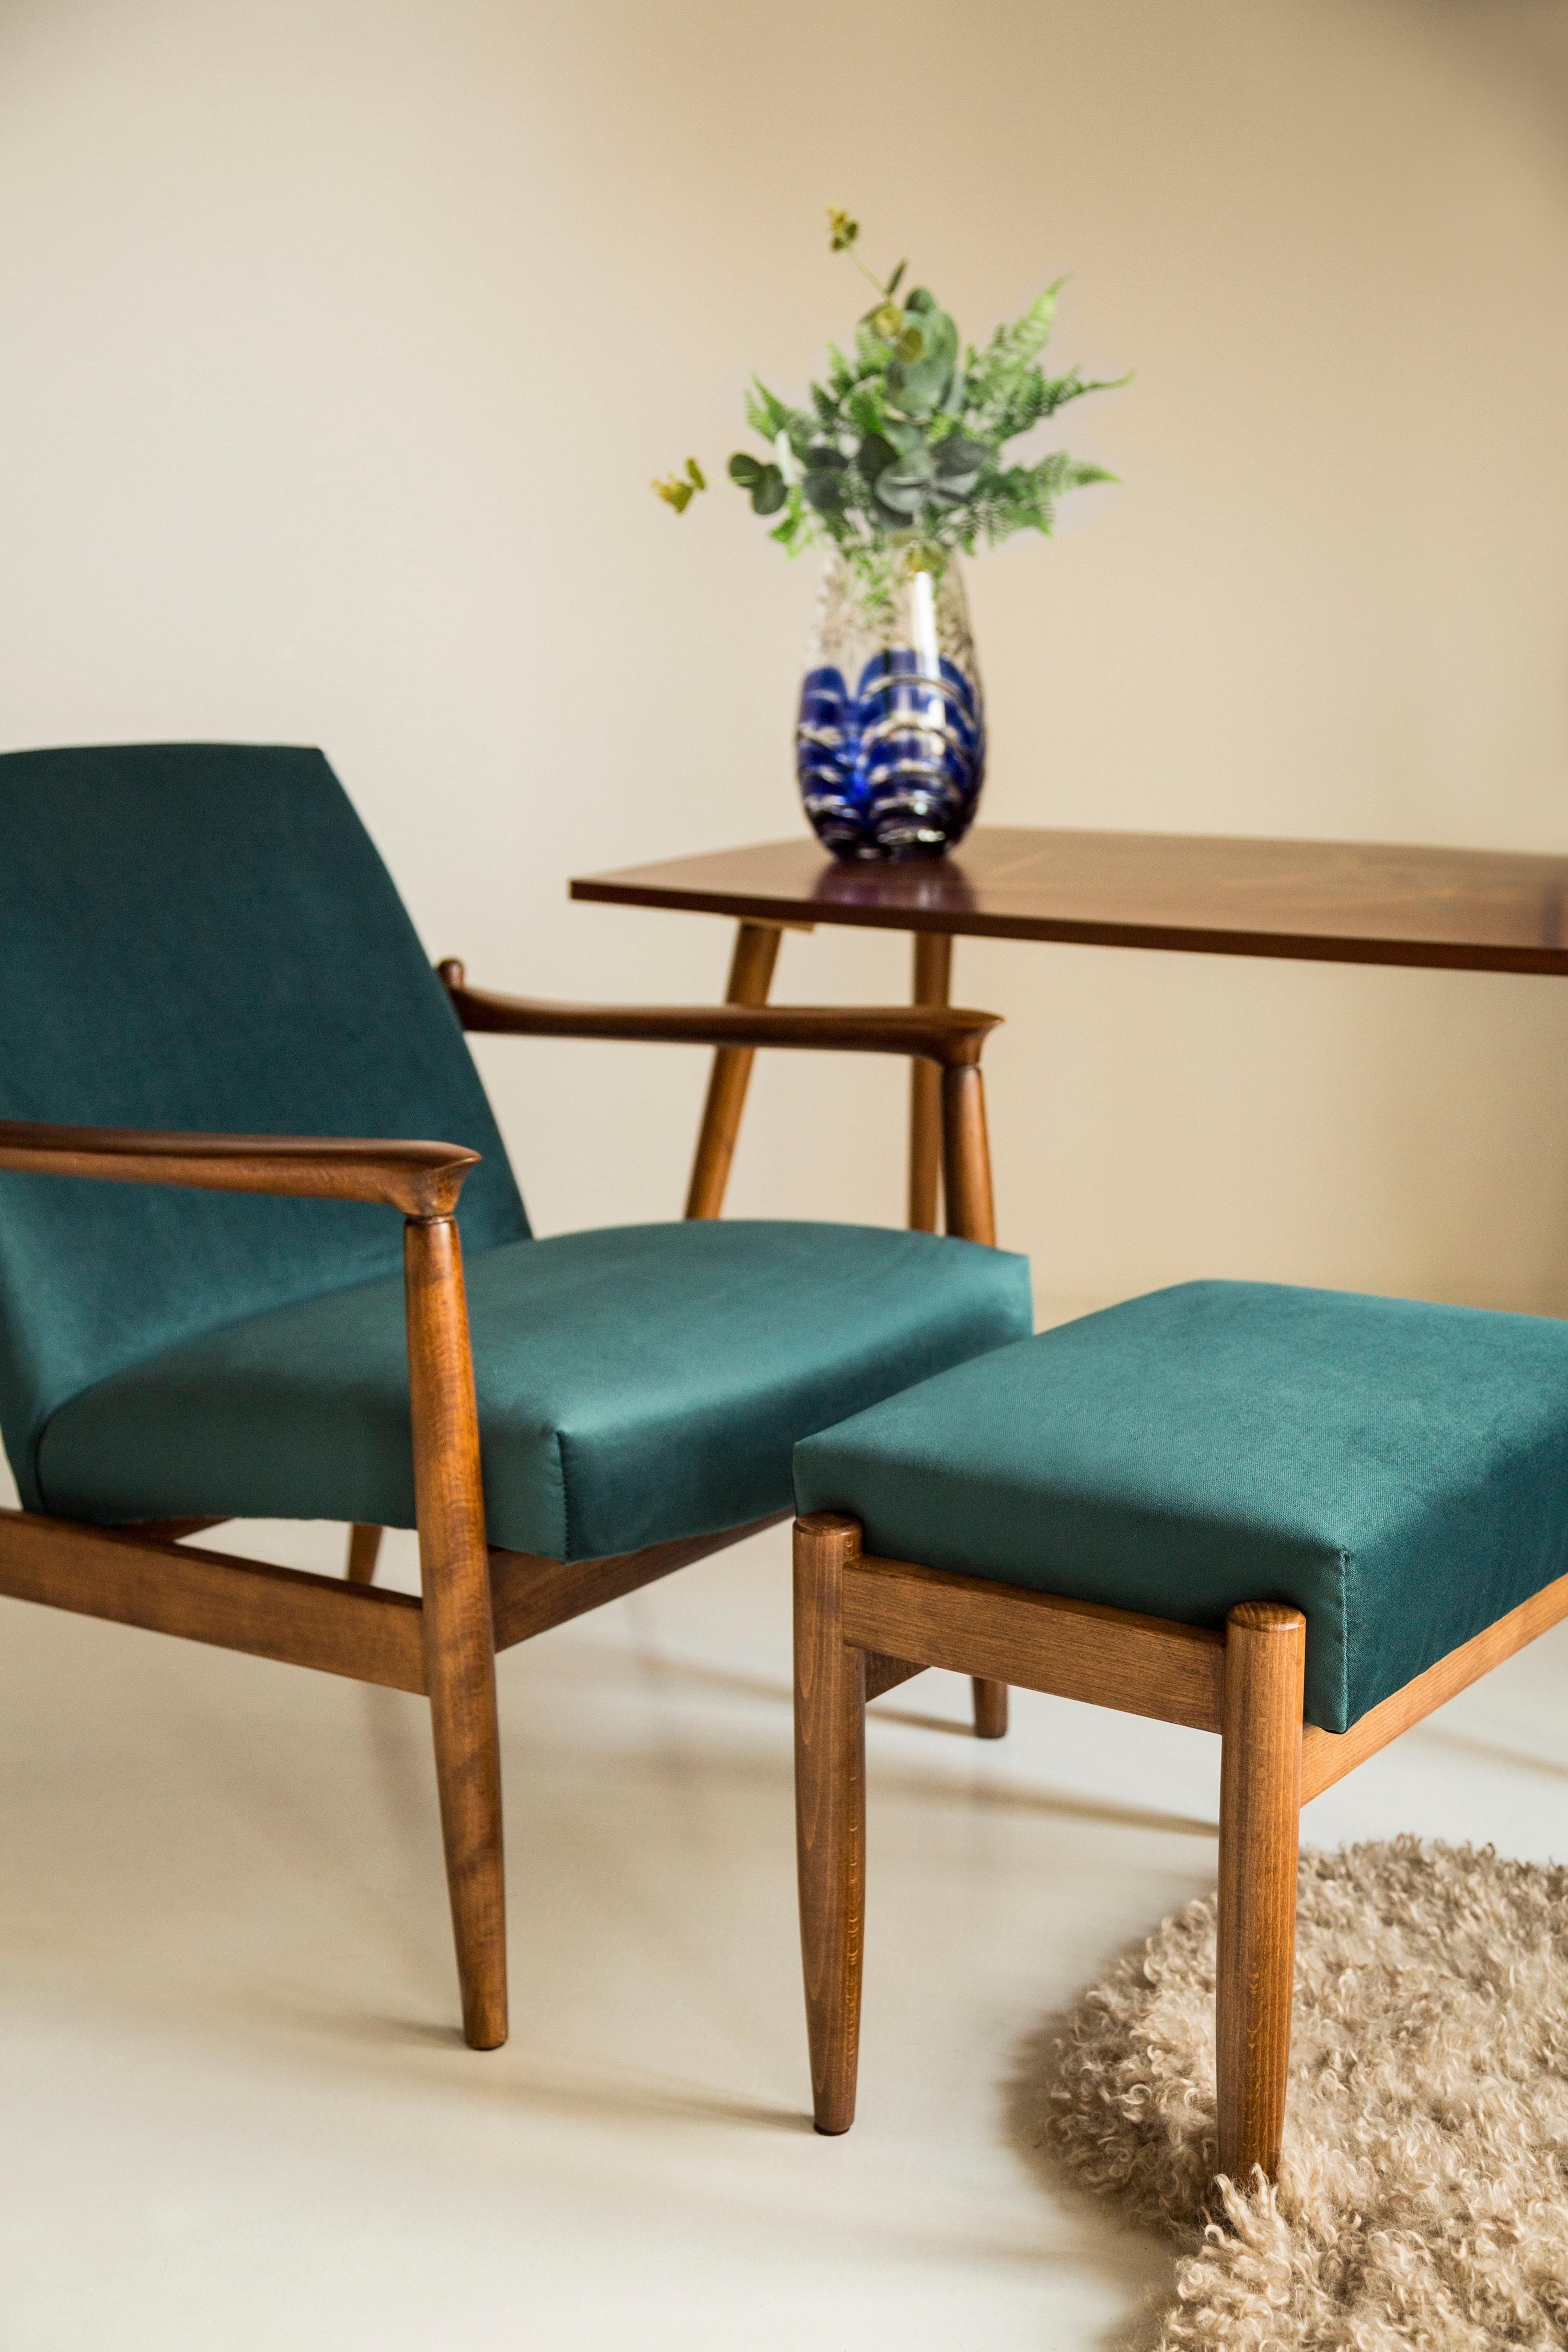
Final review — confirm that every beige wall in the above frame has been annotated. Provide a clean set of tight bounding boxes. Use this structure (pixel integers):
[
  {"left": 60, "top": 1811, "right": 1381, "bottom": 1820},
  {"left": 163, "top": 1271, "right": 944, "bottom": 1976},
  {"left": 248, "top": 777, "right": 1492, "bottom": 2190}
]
[{"left": 3, "top": 0, "right": 1568, "bottom": 1338}]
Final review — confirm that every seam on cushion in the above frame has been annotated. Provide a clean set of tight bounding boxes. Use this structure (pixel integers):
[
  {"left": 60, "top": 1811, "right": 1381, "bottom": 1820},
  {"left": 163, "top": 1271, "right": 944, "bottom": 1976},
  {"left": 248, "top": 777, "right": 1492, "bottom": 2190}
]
[
  {"left": 1332, "top": 1548, "right": 1351, "bottom": 1734},
  {"left": 555, "top": 1426, "right": 574, "bottom": 1563},
  {"left": 22, "top": 1420, "right": 50, "bottom": 1516}
]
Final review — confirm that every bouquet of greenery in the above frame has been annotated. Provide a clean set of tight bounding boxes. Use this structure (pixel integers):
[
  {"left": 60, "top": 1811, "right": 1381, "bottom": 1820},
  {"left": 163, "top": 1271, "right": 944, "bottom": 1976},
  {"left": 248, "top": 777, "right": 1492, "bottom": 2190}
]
[{"left": 655, "top": 209, "right": 1124, "bottom": 602}]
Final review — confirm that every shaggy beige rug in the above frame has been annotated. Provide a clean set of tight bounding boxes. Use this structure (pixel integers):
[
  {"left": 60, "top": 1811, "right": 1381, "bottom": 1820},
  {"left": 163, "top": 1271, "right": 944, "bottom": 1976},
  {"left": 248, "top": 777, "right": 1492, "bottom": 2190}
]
[{"left": 1017, "top": 1840, "right": 1568, "bottom": 2349}]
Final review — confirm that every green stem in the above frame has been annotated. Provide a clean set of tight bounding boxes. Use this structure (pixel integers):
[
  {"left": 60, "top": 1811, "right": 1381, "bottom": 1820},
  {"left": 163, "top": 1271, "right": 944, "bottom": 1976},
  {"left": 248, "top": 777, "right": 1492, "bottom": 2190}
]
[{"left": 845, "top": 247, "right": 892, "bottom": 301}]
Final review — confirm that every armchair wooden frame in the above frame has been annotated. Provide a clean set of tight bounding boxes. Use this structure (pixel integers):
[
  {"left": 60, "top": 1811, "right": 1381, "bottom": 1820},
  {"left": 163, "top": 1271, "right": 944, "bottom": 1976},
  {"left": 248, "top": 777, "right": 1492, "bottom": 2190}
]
[
  {"left": 0, "top": 966, "right": 1007, "bottom": 2050},
  {"left": 792, "top": 1509, "right": 1568, "bottom": 2176}
]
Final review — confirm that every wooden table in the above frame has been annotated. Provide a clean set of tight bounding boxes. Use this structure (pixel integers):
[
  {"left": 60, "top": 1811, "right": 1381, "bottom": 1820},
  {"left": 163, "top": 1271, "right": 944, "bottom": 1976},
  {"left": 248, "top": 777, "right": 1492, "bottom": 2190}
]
[{"left": 571, "top": 827, "right": 1568, "bottom": 1230}]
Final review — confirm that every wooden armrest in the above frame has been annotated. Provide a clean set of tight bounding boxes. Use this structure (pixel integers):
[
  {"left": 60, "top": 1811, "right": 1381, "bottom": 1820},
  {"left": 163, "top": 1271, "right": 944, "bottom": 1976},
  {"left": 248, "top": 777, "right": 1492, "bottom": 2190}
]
[
  {"left": 0, "top": 1121, "right": 479, "bottom": 1219},
  {"left": 438, "top": 962, "right": 1001, "bottom": 1068}
]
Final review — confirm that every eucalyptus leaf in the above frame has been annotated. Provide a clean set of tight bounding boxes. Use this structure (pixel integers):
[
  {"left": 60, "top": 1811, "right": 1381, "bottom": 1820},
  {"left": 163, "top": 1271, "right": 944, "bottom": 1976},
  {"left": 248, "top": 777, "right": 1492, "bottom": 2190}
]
[
  {"left": 886, "top": 305, "right": 958, "bottom": 417},
  {"left": 873, "top": 445, "right": 936, "bottom": 520},
  {"left": 886, "top": 360, "right": 952, "bottom": 418},
  {"left": 751, "top": 466, "right": 787, "bottom": 515},
  {"left": 934, "top": 434, "right": 987, "bottom": 493}
]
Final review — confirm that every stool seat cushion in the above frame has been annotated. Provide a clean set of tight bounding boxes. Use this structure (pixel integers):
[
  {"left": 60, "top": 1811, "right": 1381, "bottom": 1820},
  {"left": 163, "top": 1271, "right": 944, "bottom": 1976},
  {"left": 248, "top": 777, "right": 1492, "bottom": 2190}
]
[
  {"left": 37, "top": 1220, "right": 1032, "bottom": 1564},
  {"left": 792, "top": 1279, "right": 1568, "bottom": 1733}
]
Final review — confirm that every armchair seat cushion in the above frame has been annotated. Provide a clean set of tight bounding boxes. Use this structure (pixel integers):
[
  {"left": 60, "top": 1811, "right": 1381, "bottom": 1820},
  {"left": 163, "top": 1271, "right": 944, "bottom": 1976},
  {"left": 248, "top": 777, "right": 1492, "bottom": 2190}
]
[
  {"left": 37, "top": 1221, "right": 1032, "bottom": 1563},
  {"left": 792, "top": 1279, "right": 1568, "bottom": 1733}
]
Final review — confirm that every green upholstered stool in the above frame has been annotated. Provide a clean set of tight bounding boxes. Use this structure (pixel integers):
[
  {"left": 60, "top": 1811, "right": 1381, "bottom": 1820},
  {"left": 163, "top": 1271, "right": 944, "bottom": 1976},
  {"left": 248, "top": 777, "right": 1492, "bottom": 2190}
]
[{"left": 788, "top": 1279, "right": 1568, "bottom": 2174}]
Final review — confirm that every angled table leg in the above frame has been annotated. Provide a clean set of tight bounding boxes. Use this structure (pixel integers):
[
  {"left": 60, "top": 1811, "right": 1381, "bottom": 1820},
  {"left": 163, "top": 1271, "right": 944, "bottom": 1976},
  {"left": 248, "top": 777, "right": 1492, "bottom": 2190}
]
[
  {"left": 685, "top": 921, "right": 787, "bottom": 1219},
  {"left": 908, "top": 931, "right": 953, "bottom": 1233}
]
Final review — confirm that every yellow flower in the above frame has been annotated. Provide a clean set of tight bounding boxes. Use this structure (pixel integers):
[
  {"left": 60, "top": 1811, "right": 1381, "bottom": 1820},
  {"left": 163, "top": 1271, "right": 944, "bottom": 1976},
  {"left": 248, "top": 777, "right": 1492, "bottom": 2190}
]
[
  {"left": 827, "top": 206, "right": 859, "bottom": 252},
  {"left": 652, "top": 458, "right": 708, "bottom": 514}
]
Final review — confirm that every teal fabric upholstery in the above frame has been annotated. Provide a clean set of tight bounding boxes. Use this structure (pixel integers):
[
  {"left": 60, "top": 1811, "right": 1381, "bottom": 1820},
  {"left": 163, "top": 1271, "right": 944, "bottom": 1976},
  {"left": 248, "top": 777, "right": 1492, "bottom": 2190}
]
[
  {"left": 38, "top": 1221, "right": 1034, "bottom": 1561},
  {"left": 793, "top": 1279, "right": 1568, "bottom": 1733},
  {"left": 0, "top": 744, "right": 527, "bottom": 1509}
]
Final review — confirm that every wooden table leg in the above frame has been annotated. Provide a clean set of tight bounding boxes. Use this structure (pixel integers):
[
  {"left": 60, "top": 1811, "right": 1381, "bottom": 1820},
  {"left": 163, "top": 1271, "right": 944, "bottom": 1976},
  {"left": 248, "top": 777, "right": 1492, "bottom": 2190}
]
[
  {"left": 684, "top": 921, "right": 785, "bottom": 1220},
  {"left": 908, "top": 931, "right": 952, "bottom": 1233}
]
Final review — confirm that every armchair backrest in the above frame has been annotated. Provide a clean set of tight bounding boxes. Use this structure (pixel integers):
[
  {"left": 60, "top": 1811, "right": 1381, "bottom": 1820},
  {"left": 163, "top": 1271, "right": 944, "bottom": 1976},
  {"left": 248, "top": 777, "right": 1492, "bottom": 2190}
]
[{"left": 0, "top": 743, "right": 528, "bottom": 1508}]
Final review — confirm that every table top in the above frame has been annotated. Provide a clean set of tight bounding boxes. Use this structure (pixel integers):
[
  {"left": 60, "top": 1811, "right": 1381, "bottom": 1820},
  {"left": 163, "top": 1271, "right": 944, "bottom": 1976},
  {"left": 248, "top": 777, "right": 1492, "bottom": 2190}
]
[{"left": 571, "top": 826, "right": 1568, "bottom": 975}]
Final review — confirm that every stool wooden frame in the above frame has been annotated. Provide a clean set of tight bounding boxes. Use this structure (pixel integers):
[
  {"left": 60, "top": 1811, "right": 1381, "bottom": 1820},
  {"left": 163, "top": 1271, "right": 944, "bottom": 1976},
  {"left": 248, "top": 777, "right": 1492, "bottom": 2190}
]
[
  {"left": 793, "top": 1508, "right": 1568, "bottom": 2176},
  {"left": 0, "top": 968, "right": 1013, "bottom": 2051}
]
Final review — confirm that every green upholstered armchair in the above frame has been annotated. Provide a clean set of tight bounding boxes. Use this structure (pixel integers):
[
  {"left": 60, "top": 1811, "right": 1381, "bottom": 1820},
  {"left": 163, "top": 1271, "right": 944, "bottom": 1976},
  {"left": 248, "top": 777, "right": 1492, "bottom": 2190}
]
[{"left": 0, "top": 743, "right": 1032, "bottom": 2049}]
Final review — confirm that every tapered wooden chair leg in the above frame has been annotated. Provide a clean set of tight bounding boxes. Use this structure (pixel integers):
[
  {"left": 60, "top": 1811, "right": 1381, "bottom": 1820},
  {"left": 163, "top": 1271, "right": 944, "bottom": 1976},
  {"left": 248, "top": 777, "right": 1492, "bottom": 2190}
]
[
  {"left": 406, "top": 1214, "right": 508, "bottom": 2051},
  {"left": 1216, "top": 1600, "right": 1305, "bottom": 2183},
  {"left": 972, "top": 1677, "right": 1009, "bottom": 1738},
  {"left": 794, "top": 1511, "right": 868, "bottom": 2135},
  {"left": 346, "top": 1523, "right": 383, "bottom": 1584}
]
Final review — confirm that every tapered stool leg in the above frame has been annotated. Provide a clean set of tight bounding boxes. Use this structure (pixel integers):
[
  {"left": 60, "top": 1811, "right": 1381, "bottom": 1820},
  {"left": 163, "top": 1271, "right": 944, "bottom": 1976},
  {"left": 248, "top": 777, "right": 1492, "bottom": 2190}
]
[
  {"left": 406, "top": 1214, "right": 508, "bottom": 2050},
  {"left": 794, "top": 1511, "right": 867, "bottom": 2134},
  {"left": 1216, "top": 1600, "right": 1305, "bottom": 2182}
]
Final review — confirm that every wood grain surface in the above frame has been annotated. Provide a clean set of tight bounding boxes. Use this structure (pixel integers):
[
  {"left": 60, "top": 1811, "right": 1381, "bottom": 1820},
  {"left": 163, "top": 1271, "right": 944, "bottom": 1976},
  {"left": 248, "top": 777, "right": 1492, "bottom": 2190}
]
[
  {"left": 0, "top": 1509, "right": 425, "bottom": 1690},
  {"left": 572, "top": 828, "right": 1568, "bottom": 973},
  {"left": 842, "top": 1554, "right": 1225, "bottom": 1732}
]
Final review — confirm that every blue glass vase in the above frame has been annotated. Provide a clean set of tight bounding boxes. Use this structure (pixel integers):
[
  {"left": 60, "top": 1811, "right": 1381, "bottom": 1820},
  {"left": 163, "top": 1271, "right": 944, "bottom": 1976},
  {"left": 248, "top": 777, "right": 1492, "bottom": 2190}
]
[{"left": 796, "top": 552, "right": 985, "bottom": 861}]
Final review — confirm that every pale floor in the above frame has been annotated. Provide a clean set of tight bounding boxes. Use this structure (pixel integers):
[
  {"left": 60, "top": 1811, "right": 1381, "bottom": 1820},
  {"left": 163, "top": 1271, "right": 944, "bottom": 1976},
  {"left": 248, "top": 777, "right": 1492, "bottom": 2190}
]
[{"left": 5, "top": 1511, "right": 1568, "bottom": 2350}]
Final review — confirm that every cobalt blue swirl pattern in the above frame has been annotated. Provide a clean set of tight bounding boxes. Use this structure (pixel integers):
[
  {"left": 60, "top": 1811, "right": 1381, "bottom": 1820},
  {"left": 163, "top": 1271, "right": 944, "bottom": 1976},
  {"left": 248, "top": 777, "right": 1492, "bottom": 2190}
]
[{"left": 797, "top": 643, "right": 985, "bottom": 861}]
